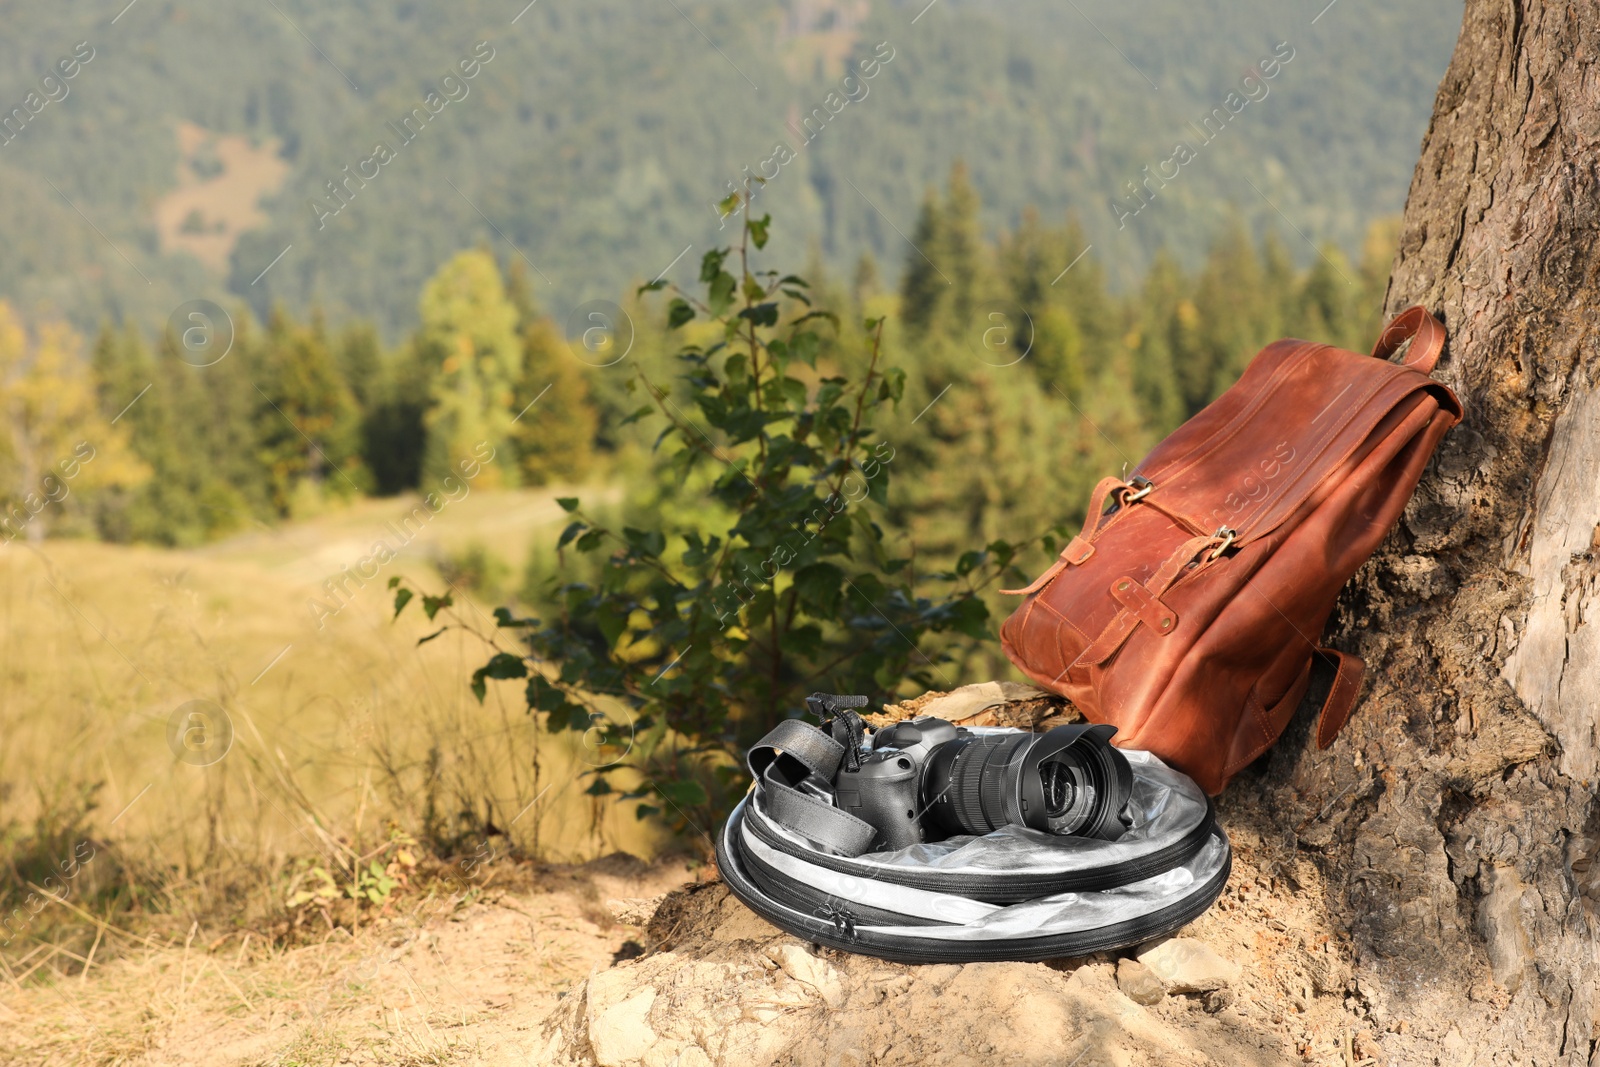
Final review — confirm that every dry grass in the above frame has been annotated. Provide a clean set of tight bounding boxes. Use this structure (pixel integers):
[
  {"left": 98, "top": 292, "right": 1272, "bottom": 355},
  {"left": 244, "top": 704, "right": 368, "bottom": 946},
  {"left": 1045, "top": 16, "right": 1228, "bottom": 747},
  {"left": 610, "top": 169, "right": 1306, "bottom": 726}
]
[
  {"left": 0, "top": 853, "right": 697, "bottom": 1066},
  {"left": 0, "top": 485, "right": 662, "bottom": 991}
]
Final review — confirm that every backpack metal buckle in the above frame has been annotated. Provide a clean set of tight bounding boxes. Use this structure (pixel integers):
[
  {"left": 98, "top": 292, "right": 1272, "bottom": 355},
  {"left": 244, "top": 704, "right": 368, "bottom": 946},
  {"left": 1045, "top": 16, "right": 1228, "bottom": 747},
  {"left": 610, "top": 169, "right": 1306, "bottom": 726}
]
[
  {"left": 1124, "top": 476, "right": 1154, "bottom": 502},
  {"left": 1208, "top": 527, "right": 1237, "bottom": 562}
]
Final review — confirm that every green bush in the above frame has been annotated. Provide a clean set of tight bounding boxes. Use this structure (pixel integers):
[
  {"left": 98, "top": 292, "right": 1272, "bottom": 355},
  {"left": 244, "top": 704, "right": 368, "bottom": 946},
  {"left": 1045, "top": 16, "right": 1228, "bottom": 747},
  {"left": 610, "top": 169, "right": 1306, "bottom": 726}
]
[{"left": 393, "top": 204, "right": 1043, "bottom": 828}]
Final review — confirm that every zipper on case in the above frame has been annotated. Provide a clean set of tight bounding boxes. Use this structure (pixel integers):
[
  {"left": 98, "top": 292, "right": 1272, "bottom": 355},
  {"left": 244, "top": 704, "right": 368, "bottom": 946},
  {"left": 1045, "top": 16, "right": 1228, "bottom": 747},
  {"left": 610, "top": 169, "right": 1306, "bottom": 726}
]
[
  {"left": 717, "top": 805, "right": 1232, "bottom": 965},
  {"left": 743, "top": 796, "right": 1217, "bottom": 904}
]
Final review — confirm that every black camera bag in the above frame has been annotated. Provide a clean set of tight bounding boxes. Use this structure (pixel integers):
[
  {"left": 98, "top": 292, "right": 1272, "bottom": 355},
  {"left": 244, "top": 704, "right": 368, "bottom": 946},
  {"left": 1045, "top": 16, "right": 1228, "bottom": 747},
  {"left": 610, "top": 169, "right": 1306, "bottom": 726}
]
[{"left": 716, "top": 716, "right": 1231, "bottom": 963}]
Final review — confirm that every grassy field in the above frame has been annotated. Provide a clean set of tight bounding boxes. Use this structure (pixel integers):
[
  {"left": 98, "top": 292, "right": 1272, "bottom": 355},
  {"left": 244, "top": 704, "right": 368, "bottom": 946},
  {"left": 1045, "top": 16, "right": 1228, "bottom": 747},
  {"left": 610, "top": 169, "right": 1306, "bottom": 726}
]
[{"left": 0, "top": 484, "right": 661, "bottom": 975}]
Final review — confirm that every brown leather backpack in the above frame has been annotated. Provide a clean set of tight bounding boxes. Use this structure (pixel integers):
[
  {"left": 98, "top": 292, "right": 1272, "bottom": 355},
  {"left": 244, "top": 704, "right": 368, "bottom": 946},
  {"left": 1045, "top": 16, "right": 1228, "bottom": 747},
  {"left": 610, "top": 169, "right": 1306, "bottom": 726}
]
[{"left": 999, "top": 307, "right": 1462, "bottom": 794}]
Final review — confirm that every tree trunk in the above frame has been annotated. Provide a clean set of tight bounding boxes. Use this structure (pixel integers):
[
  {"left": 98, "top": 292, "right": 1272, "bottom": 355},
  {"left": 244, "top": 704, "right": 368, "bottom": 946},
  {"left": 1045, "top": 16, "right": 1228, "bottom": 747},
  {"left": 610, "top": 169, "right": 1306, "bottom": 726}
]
[{"left": 1238, "top": 4, "right": 1600, "bottom": 1062}]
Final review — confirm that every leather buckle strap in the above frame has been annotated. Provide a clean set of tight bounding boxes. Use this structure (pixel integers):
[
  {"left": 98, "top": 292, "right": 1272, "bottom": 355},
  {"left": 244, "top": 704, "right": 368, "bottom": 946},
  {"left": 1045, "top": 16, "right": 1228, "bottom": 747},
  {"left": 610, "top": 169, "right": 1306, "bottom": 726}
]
[
  {"left": 1062, "top": 535, "right": 1096, "bottom": 565},
  {"left": 1070, "top": 534, "right": 1217, "bottom": 668},
  {"left": 999, "top": 535, "right": 1095, "bottom": 596},
  {"left": 1372, "top": 306, "right": 1445, "bottom": 375},
  {"left": 1109, "top": 576, "right": 1178, "bottom": 636}
]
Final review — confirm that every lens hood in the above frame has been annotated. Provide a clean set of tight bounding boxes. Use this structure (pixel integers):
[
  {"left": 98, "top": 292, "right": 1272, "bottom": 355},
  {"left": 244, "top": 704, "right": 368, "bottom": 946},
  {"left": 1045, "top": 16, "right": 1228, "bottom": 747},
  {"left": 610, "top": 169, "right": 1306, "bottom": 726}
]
[{"left": 1016, "top": 723, "right": 1135, "bottom": 840}]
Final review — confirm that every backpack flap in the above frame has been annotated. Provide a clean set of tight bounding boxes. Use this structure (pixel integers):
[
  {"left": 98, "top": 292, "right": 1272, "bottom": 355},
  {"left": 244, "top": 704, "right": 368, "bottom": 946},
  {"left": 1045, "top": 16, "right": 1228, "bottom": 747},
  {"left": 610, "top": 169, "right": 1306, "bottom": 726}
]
[{"left": 1000, "top": 308, "right": 1462, "bottom": 793}]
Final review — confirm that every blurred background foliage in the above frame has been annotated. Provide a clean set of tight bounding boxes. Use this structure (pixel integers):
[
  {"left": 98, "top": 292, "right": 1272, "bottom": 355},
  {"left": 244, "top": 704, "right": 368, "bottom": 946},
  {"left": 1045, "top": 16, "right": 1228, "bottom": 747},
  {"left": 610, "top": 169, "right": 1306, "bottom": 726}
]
[
  {"left": 9, "top": 161, "right": 1395, "bottom": 666},
  {"left": 0, "top": 0, "right": 1456, "bottom": 339}
]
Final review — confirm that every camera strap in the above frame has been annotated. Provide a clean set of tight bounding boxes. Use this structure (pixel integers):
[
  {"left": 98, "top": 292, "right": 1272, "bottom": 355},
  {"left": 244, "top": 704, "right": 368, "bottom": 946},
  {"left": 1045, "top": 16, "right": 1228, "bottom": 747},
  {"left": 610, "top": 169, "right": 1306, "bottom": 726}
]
[{"left": 746, "top": 718, "right": 877, "bottom": 857}]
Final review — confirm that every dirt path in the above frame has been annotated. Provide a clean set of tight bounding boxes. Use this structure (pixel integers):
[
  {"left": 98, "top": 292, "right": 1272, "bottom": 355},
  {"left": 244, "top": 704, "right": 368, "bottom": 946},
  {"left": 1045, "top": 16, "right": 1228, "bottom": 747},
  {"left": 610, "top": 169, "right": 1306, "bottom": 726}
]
[
  {"left": 1, "top": 856, "right": 696, "bottom": 1067},
  {"left": 3, "top": 822, "right": 1437, "bottom": 1067}
]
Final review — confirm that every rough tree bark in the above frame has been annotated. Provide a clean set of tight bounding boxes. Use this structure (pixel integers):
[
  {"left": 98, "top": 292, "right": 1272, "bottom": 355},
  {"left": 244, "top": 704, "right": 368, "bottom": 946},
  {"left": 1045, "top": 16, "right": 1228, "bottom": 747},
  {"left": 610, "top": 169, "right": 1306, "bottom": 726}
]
[{"left": 1240, "top": 3, "right": 1600, "bottom": 1063}]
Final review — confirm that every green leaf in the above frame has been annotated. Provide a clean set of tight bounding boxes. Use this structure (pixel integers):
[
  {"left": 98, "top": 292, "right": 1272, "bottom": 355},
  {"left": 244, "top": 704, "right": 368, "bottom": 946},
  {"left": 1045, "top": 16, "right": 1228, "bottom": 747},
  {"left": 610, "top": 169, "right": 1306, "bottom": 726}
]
[
  {"left": 667, "top": 299, "right": 695, "bottom": 329},
  {"left": 557, "top": 520, "right": 587, "bottom": 549},
  {"left": 619, "top": 404, "right": 654, "bottom": 427},
  {"left": 700, "top": 247, "right": 729, "bottom": 284},
  {"left": 470, "top": 653, "right": 529, "bottom": 702},
  {"left": 391, "top": 587, "right": 414, "bottom": 618},
  {"left": 656, "top": 779, "right": 709, "bottom": 808},
  {"left": 637, "top": 278, "right": 668, "bottom": 293},
  {"left": 493, "top": 606, "right": 535, "bottom": 628},
  {"left": 791, "top": 310, "right": 839, "bottom": 330},
  {"left": 738, "top": 303, "right": 779, "bottom": 328},
  {"left": 556, "top": 497, "right": 580, "bottom": 513},
  {"left": 946, "top": 595, "right": 992, "bottom": 640},
  {"left": 880, "top": 366, "right": 907, "bottom": 404},
  {"left": 595, "top": 604, "right": 629, "bottom": 648},
  {"left": 634, "top": 804, "right": 662, "bottom": 820},
  {"left": 525, "top": 675, "right": 570, "bottom": 713},
  {"left": 793, "top": 562, "right": 844, "bottom": 614},
  {"left": 584, "top": 778, "right": 613, "bottom": 796},
  {"left": 622, "top": 526, "right": 667, "bottom": 558},
  {"left": 788, "top": 331, "right": 820, "bottom": 367},
  {"left": 421, "top": 593, "right": 453, "bottom": 621},
  {"left": 416, "top": 627, "right": 447, "bottom": 646},
  {"left": 748, "top": 213, "right": 770, "bottom": 249},
  {"left": 708, "top": 272, "right": 737, "bottom": 317}
]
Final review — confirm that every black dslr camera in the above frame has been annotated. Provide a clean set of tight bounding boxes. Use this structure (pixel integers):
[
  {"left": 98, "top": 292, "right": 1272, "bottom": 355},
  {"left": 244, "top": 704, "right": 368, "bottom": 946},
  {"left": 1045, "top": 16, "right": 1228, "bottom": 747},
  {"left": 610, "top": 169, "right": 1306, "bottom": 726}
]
[{"left": 833, "top": 716, "right": 1136, "bottom": 852}]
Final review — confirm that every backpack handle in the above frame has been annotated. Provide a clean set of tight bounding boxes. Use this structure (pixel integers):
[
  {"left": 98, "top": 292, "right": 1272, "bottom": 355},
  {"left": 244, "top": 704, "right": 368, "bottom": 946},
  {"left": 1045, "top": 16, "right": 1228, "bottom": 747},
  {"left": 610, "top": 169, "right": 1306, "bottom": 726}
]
[{"left": 1372, "top": 306, "right": 1446, "bottom": 375}]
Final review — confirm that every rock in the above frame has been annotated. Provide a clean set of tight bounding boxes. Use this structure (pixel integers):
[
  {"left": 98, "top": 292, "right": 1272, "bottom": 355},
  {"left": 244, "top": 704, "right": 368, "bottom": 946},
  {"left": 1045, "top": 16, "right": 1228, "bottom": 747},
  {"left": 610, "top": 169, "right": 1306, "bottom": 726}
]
[
  {"left": 547, "top": 883, "right": 1299, "bottom": 1066},
  {"left": 608, "top": 895, "right": 665, "bottom": 927},
  {"left": 1116, "top": 959, "right": 1167, "bottom": 1006},
  {"left": 586, "top": 972, "right": 657, "bottom": 1066},
  {"left": 764, "top": 942, "right": 846, "bottom": 1008},
  {"left": 1136, "top": 937, "right": 1241, "bottom": 994},
  {"left": 655, "top": 1047, "right": 712, "bottom": 1067}
]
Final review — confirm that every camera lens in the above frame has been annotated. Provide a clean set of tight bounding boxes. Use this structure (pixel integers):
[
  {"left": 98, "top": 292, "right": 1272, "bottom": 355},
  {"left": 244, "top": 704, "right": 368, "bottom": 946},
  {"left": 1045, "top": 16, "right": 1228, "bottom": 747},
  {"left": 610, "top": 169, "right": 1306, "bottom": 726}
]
[
  {"left": 1039, "top": 756, "right": 1093, "bottom": 829},
  {"left": 923, "top": 724, "right": 1134, "bottom": 841}
]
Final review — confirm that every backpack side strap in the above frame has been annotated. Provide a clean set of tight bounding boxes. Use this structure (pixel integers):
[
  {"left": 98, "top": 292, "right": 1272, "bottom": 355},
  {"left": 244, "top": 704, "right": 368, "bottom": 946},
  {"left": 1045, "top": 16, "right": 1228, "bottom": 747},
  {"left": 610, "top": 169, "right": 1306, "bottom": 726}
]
[
  {"left": 1372, "top": 306, "right": 1445, "bottom": 375},
  {"left": 1314, "top": 647, "right": 1366, "bottom": 749}
]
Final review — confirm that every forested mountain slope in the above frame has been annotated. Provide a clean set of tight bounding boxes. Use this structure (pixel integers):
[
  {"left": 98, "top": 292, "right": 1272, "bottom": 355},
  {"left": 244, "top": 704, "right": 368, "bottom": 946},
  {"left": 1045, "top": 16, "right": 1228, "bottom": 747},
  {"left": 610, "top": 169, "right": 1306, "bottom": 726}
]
[{"left": 0, "top": 0, "right": 1459, "bottom": 338}]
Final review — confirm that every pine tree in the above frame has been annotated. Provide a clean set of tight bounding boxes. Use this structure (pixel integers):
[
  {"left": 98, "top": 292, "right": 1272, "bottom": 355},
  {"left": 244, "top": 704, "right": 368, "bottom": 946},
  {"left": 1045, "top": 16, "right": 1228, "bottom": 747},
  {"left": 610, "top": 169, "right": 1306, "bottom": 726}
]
[
  {"left": 336, "top": 321, "right": 383, "bottom": 410},
  {"left": 1354, "top": 218, "right": 1400, "bottom": 346},
  {"left": 939, "top": 161, "right": 984, "bottom": 340},
  {"left": 1190, "top": 216, "right": 1267, "bottom": 409},
  {"left": 899, "top": 188, "right": 947, "bottom": 337},
  {"left": 416, "top": 250, "right": 522, "bottom": 488},
  {"left": 505, "top": 259, "right": 598, "bottom": 486},
  {"left": 1129, "top": 249, "right": 1187, "bottom": 432},
  {"left": 361, "top": 340, "right": 428, "bottom": 496},
  {"left": 1048, "top": 217, "right": 1117, "bottom": 369},
  {"left": 255, "top": 308, "right": 366, "bottom": 516},
  {"left": 1295, "top": 245, "right": 1358, "bottom": 350}
]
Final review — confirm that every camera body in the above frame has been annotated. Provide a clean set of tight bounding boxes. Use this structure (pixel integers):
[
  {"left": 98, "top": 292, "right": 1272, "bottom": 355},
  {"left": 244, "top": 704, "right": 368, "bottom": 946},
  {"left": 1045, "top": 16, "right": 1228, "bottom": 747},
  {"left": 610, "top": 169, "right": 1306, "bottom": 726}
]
[
  {"left": 833, "top": 716, "right": 1135, "bottom": 853},
  {"left": 833, "top": 718, "right": 961, "bottom": 851}
]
